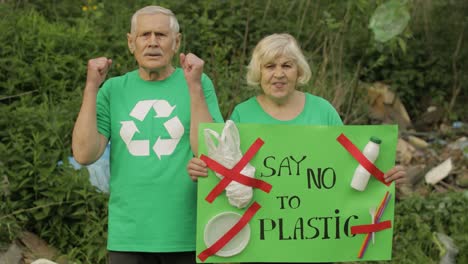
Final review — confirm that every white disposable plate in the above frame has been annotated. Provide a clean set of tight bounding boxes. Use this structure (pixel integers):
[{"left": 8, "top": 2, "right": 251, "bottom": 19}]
[{"left": 204, "top": 211, "right": 251, "bottom": 257}]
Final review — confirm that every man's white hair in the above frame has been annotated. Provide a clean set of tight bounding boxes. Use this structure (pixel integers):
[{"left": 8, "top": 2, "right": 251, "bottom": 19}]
[{"left": 130, "top": 6, "right": 180, "bottom": 35}]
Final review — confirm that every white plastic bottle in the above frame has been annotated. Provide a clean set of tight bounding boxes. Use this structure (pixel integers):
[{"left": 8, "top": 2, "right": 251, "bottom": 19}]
[{"left": 350, "top": 137, "right": 381, "bottom": 191}]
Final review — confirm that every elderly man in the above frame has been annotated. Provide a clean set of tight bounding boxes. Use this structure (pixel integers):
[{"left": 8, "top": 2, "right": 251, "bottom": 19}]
[{"left": 72, "top": 5, "right": 223, "bottom": 264}]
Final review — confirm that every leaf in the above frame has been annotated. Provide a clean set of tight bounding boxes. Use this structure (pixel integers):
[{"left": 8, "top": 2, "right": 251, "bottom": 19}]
[{"left": 397, "top": 37, "right": 407, "bottom": 54}]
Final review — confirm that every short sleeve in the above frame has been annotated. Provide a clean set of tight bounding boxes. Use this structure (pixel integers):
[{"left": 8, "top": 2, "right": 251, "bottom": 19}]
[
  {"left": 229, "top": 107, "right": 240, "bottom": 122},
  {"left": 201, "top": 74, "right": 224, "bottom": 123},
  {"left": 329, "top": 109, "right": 344, "bottom": 126}
]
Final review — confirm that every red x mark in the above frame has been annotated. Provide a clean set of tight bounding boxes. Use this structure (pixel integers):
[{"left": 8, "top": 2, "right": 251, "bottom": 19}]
[
  {"left": 336, "top": 133, "right": 390, "bottom": 186},
  {"left": 355, "top": 192, "right": 392, "bottom": 258},
  {"left": 200, "top": 138, "right": 272, "bottom": 203},
  {"left": 351, "top": 220, "right": 392, "bottom": 234},
  {"left": 198, "top": 202, "right": 261, "bottom": 262}
]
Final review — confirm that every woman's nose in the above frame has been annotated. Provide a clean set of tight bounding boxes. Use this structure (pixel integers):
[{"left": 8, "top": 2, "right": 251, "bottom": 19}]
[{"left": 273, "top": 67, "right": 285, "bottom": 77}]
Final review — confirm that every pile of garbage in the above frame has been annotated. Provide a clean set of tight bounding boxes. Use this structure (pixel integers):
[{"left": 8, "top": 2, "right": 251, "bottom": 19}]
[{"left": 366, "top": 82, "right": 467, "bottom": 198}]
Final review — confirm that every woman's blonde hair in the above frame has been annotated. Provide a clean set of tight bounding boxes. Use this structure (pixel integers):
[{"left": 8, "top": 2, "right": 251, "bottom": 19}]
[{"left": 246, "top": 33, "right": 311, "bottom": 87}]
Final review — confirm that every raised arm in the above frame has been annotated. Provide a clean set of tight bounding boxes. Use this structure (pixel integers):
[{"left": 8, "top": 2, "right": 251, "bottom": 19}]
[
  {"left": 72, "top": 57, "right": 112, "bottom": 165},
  {"left": 180, "top": 53, "right": 213, "bottom": 156}
]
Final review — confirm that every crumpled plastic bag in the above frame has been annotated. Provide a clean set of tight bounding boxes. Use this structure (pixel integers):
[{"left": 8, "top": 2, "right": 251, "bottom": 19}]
[
  {"left": 60, "top": 144, "right": 110, "bottom": 193},
  {"left": 204, "top": 120, "right": 255, "bottom": 208},
  {"left": 433, "top": 232, "right": 459, "bottom": 264},
  {"left": 369, "top": 0, "right": 410, "bottom": 42}
]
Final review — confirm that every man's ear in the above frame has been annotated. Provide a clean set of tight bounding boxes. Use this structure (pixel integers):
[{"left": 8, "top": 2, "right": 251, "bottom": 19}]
[
  {"left": 127, "top": 33, "right": 135, "bottom": 54},
  {"left": 173, "top": 33, "right": 182, "bottom": 52}
]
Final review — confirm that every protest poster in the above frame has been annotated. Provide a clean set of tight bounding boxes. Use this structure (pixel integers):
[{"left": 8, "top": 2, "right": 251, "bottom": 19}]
[{"left": 196, "top": 123, "right": 397, "bottom": 263}]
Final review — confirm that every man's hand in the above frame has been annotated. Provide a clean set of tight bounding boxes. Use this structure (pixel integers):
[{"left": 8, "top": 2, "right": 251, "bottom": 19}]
[
  {"left": 86, "top": 57, "right": 112, "bottom": 92},
  {"left": 180, "top": 53, "right": 204, "bottom": 88}
]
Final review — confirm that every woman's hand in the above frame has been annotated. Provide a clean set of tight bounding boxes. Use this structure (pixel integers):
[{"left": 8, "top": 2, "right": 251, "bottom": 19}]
[
  {"left": 187, "top": 157, "right": 209, "bottom": 182},
  {"left": 384, "top": 165, "right": 408, "bottom": 187}
]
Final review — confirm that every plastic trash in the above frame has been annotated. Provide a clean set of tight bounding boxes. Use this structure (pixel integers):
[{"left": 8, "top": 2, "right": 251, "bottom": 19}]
[
  {"left": 425, "top": 158, "right": 453, "bottom": 185},
  {"left": 204, "top": 120, "right": 255, "bottom": 208},
  {"left": 452, "top": 121, "right": 463, "bottom": 129},
  {"left": 369, "top": 0, "right": 410, "bottom": 42},
  {"left": 447, "top": 137, "right": 468, "bottom": 159},
  {"left": 369, "top": 206, "right": 376, "bottom": 244},
  {"left": 350, "top": 137, "right": 381, "bottom": 191},
  {"left": 433, "top": 232, "right": 458, "bottom": 264},
  {"left": 59, "top": 144, "right": 110, "bottom": 193},
  {"left": 31, "top": 259, "right": 58, "bottom": 264}
]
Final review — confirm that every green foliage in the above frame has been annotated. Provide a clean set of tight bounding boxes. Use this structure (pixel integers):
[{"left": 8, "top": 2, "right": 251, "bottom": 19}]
[
  {"left": 1, "top": 0, "right": 466, "bottom": 263},
  {"left": 0, "top": 96, "right": 109, "bottom": 263},
  {"left": 0, "top": 2, "right": 113, "bottom": 262},
  {"left": 364, "top": 192, "right": 468, "bottom": 264},
  {"left": 358, "top": 0, "right": 468, "bottom": 121}
]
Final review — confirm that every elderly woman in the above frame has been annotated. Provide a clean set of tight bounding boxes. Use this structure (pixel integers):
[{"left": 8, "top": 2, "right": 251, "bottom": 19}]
[
  {"left": 230, "top": 33, "right": 342, "bottom": 125},
  {"left": 187, "top": 33, "right": 406, "bottom": 263}
]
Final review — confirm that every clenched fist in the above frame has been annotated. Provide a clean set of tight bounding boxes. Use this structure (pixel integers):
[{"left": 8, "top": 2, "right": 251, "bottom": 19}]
[
  {"left": 86, "top": 57, "right": 112, "bottom": 91},
  {"left": 180, "top": 53, "right": 204, "bottom": 88}
]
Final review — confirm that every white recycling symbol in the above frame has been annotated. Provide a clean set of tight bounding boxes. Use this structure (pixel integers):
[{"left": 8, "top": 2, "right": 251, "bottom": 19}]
[{"left": 119, "top": 99, "right": 184, "bottom": 159}]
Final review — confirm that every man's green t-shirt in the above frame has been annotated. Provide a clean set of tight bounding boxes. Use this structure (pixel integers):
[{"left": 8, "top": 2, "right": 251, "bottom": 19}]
[
  {"left": 96, "top": 68, "right": 223, "bottom": 252},
  {"left": 230, "top": 93, "right": 343, "bottom": 125}
]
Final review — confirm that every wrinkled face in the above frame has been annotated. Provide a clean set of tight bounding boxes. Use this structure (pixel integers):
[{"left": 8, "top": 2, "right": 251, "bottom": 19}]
[
  {"left": 128, "top": 13, "right": 180, "bottom": 74},
  {"left": 260, "top": 55, "right": 298, "bottom": 101}
]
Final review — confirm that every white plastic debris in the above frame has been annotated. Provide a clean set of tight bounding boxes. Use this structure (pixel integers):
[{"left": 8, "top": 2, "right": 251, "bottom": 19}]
[
  {"left": 350, "top": 137, "right": 381, "bottom": 191},
  {"left": 435, "top": 232, "right": 459, "bottom": 264},
  {"left": 408, "top": 135, "right": 429, "bottom": 149},
  {"left": 204, "top": 120, "right": 255, "bottom": 208},
  {"left": 425, "top": 158, "right": 453, "bottom": 185},
  {"left": 31, "top": 259, "right": 58, "bottom": 264}
]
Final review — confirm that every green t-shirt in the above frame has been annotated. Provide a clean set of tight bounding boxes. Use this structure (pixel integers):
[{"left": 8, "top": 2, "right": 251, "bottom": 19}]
[
  {"left": 96, "top": 68, "right": 223, "bottom": 252},
  {"left": 230, "top": 93, "right": 343, "bottom": 125}
]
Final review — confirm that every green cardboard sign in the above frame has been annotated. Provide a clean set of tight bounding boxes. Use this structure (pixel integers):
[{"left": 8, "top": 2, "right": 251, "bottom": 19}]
[{"left": 196, "top": 123, "right": 397, "bottom": 263}]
